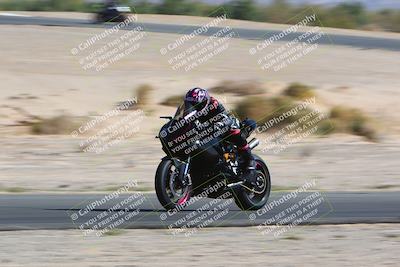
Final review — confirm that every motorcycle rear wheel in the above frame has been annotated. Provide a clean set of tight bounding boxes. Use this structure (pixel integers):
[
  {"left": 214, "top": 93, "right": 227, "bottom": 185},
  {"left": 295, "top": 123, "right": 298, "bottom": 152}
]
[{"left": 234, "top": 154, "right": 271, "bottom": 211}]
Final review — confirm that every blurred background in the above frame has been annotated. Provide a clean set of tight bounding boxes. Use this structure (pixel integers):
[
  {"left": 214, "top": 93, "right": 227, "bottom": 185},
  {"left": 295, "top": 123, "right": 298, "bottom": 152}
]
[
  {"left": 0, "top": 0, "right": 399, "bottom": 266},
  {"left": 1, "top": 0, "right": 400, "bottom": 31},
  {"left": 1, "top": 0, "right": 399, "bottom": 193}
]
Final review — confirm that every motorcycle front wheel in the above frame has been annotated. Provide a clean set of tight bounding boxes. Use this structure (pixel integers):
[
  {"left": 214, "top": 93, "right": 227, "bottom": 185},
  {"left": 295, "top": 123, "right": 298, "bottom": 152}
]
[{"left": 155, "top": 158, "right": 191, "bottom": 211}]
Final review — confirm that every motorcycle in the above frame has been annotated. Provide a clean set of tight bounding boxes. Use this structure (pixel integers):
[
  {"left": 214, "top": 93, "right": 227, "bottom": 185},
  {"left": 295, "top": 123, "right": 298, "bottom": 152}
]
[
  {"left": 155, "top": 103, "right": 271, "bottom": 211},
  {"left": 94, "top": 4, "right": 131, "bottom": 23}
]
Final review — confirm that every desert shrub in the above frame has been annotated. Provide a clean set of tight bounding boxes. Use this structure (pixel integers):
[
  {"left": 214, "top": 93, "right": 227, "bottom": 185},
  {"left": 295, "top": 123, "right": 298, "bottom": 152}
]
[
  {"left": 316, "top": 120, "right": 335, "bottom": 135},
  {"left": 232, "top": 92, "right": 378, "bottom": 141},
  {"left": 371, "top": 9, "right": 400, "bottom": 33},
  {"left": 210, "top": 80, "right": 265, "bottom": 96},
  {"left": 31, "top": 115, "right": 79, "bottom": 135},
  {"left": 259, "top": 0, "right": 295, "bottom": 24},
  {"left": 135, "top": 84, "right": 154, "bottom": 107},
  {"left": 234, "top": 96, "right": 312, "bottom": 126},
  {"left": 330, "top": 106, "right": 366, "bottom": 130},
  {"left": 161, "top": 95, "right": 183, "bottom": 107},
  {"left": 229, "top": 0, "right": 258, "bottom": 21},
  {"left": 327, "top": 106, "right": 377, "bottom": 141},
  {"left": 283, "top": 83, "right": 315, "bottom": 100},
  {"left": 134, "top": 1, "right": 158, "bottom": 14}
]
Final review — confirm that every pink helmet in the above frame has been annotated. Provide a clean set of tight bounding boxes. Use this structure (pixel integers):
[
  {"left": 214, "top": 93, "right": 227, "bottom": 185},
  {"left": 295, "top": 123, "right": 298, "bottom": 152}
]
[{"left": 184, "top": 87, "right": 210, "bottom": 112}]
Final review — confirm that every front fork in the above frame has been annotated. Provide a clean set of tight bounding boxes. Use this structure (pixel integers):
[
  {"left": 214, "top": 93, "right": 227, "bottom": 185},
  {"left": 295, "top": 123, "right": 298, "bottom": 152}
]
[{"left": 172, "top": 157, "right": 192, "bottom": 187}]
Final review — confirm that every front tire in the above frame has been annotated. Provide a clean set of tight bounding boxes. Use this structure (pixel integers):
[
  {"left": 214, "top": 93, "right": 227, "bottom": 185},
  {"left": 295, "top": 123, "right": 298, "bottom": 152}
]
[
  {"left": 234, "top": 155, "right": 271, "bottom": 210},
  {"left": 155, "top": 158, "right": 190, "bottom": 210}
]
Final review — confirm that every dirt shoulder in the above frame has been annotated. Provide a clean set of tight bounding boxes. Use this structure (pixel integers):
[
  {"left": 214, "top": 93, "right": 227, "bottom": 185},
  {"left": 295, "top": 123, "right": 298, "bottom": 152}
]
[
  {"left": 1, "top": 224, "right": 399, "bottom": 266},
  {"left": 0, "top": 135, "right": 399, "bottom": 192}
]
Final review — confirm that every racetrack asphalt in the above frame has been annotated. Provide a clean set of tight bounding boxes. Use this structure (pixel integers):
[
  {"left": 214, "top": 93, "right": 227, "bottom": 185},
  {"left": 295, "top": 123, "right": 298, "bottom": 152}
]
[
  {"left": 1, "top": 14, "right": 400, "bottom": 51},
  {"left": 0, "top": 192, "right": 399, "bottom": 230}
]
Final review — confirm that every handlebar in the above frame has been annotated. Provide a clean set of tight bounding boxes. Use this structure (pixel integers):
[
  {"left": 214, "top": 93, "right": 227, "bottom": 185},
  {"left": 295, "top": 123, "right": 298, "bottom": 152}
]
[{"left": 160, "top": 116, "right": 173, "bottom": 120}]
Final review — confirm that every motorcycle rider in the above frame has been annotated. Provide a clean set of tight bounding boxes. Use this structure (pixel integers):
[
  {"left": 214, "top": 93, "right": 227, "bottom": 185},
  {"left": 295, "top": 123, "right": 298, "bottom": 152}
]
[{"left": 183, "top": 87, "right": 257, "bottom": 185}]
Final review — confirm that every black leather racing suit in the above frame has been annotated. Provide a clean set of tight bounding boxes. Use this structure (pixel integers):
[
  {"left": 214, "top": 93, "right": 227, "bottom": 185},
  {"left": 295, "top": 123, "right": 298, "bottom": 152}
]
[{"left": 187, "top": 97, "right": 255, "bottom": 170}]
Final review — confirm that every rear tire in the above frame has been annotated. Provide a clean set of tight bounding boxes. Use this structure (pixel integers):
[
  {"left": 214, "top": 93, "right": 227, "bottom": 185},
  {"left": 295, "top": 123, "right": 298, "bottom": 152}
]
[{"left": 234, "top": 155, "right": 271, "bottom": 211}]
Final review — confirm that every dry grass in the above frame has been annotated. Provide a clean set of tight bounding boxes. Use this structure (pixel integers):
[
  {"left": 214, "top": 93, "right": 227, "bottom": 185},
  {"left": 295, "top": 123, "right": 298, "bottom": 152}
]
[
  {"left": 135, "top": 84, "right": 154, "bottom": 107},
  {"left": 0, "top": 187, "right": 28, "bottom": 193},
  {"left": 31, "top": 115, "right": 79, "bottom": 135},
  {"left": 282, "top": 235, "right": 303, "bottom": 240},
  {"left": 210, "top": 80, "right": 265, "bottom": 96},
  {"left": 234, "top": 96, "right": 312, "bottom": 126},
  {"left": 160, "top": 95, "right": 183, "bottom": 107},
  {"left": 371, "top": 184, "right": 397, "bottom": 190},
  {"left": 103, "top": 229, "right": 126, "bottom": 236},
  {"left": 327, "top": 106, "right": 378, "bottom": 141},
  {"left": 282, "top": 83, "right": 316, "bottom": 100},
  {"left": 234, "top": 95, "right": 378, "bottom": 141}
]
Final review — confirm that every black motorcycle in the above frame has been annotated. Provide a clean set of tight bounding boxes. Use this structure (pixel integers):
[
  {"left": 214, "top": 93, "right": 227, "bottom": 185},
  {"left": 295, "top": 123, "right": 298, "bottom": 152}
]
[
  {"left": 155, "top": 103, "right": 271, "bottom": 211},
  {"left": 94, "top": 4, "right": 131, "bottom": 23}
]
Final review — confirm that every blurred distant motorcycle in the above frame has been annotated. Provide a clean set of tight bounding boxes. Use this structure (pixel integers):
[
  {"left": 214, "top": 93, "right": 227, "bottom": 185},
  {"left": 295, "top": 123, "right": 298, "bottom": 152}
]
[
  {"left": 94, "top": 3, "right": 131, "bottom": 23},
  {"left": 155, "top": 102, "right": 271, "bottom": 211}
]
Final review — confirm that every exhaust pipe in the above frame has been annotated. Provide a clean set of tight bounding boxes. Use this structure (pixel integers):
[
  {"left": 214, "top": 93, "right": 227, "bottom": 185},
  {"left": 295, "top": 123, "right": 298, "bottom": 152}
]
[
  {"left": 248, "top": 138, "right": 259, "bottom": 150},
  {"left": 227, "top": 181, "right": 244, "bottom": 190}
]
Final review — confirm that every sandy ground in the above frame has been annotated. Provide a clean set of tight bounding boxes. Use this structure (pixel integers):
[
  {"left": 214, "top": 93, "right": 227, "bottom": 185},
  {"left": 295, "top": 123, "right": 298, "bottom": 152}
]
[
  {"left": 1, "top": 135, "right": 400, "bottom": 192},
  {"left": 0, "top": 24, "right": 399, "bottom": 123},
  {"left": 0, "top": 224, "right": 399, "bottom": 266},
  {"left": 9, "top": 11, "right": 400, "bottom": 39},
  {"left": 0, "top": 13, "right": 399, "bottom": 192}
]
